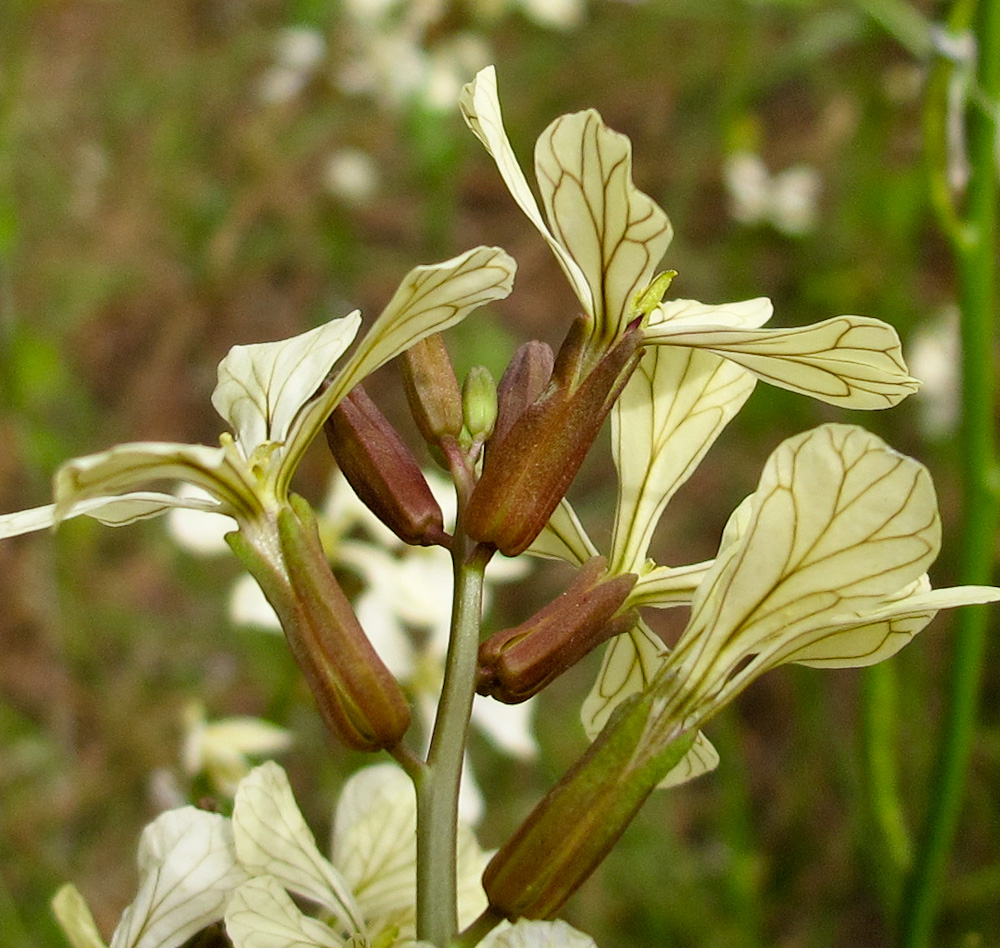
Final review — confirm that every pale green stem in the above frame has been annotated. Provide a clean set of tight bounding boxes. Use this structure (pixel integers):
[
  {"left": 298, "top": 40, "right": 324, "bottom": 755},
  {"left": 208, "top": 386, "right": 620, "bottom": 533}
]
[
  {"left": 898, "top": 0, "right": 1000, "bottom": 944},
  {"left": 415, "top": 531, "right": 490, "bottom": 946},
  {"left": 861, "top": 662, "right": 912, "bottom": 904}
]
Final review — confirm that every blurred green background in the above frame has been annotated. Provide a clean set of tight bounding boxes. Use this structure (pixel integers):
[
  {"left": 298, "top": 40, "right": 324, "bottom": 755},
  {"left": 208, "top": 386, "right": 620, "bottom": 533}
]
[{"left": 1, "top": 1, "right": 997, "bottom": 946}]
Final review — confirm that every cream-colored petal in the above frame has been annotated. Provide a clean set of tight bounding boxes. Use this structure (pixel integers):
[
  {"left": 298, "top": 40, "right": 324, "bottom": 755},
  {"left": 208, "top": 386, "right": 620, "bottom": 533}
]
[
  {"left": 332, "top": 764, "right": 489, "bottom": 933},
  {"left": 674, "top": 424, "right": 941, "bottom": 711},
  {"left": 1, "top": 491, "right": 220, "bottom": 540},
  {"left": 789, "top": 578, "right": 1000, "bottom": 668},
  {"left": 526, "top": 498, "right": 598, "bottom": 566},
  {"left": 471, "top": 695, "right": 538, "bottom": 760},
  {"left": 653, "top": 297, "right": 773, "bottom": 330},
  {"left": 482, "top": 918, "right": 599, "bottom": 948},
  {"left": 609, "top": 346, "right": 756, "bottom": 574},
  {"left": 108, "top": 808, "right": 249, "bottom": 948},
  {"left": 535, "top": 109, "right": 672, "bottom": 343},
  {"left": 52, "top": 885, "right": 107, "bottom": 948},
  {"left": 580, "top": 619, "right": 716, "bottom": 787},
  {"left": 627, "top": 560, "right": 712, "bottom": 609},
  {"left": 644, "top": 314, "right": 920, "bottom": 409},
  {"left": 581, "top": 620, "right": 665, "bottom": 740},
  {"left": 53, "top": 442, "right": 259, "bottom": 525},
  {"left": 284, "top": 245, "right": 515, "bottom": 491},
  {"left": 460, "top": 67, "right": 593, "bottom": 315},
  {"left": 225, "top": 877, "right": 342, "bottom": 948},
  {"left": 212, "top": 314, "right": 361, "bottom": 453},
  {"left": 232, "top": 763, "right": 363, "bottom": 933}
]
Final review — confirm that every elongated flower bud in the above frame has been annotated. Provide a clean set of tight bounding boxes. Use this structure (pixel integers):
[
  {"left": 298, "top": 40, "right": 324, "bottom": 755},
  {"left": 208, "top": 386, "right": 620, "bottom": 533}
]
[
  {"left": 466, "top": 320, "right": 643, "bottom": 555},
  {"left": 228, "top": 498, "right": 411, "bottom": 752},
  {"left": 493, "top": 340, "right": 555, "bottom": 446},
  {"left": 483, "top": 689, "right": 695, "bottom": 919},
  {"left": 400, "top": 333, "right": 465, "bottom": 447},
  {"left": 325, "top": 385, "right": 448, "bottom": 547},
  {"left": 478, "top": 557, "right": 637, "bottom": 703}
]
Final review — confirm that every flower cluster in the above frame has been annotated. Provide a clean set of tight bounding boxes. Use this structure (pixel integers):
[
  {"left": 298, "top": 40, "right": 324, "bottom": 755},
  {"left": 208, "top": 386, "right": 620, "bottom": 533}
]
[
  {"left": 2, "top": 61, "right": 997, "bottom": 948},
  {"left": 53, "top": 762, "right": 594, "bottom": 948}
]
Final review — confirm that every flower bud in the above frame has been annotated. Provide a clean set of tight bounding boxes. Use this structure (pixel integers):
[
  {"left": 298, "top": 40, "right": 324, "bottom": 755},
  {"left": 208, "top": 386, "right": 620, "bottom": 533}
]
[
  {"left": 493, "top": 341, "right": 555, "bottom": 447},
  {"left": 325, "top": 385, "right": 448, "bottom": 547},
  {"left": 463, "top": 365, "right": 498, "bottom": 442},
  {"left": 227, "top": 497, "right": 411, "bottom": 752},
  {"left": 400, "top": 333, "right": 464, "bottom": 447},
  {"left": 466, "top": 319, "right": 643, "bottom": 556},
  {"left": 478, "top": 557, "right": 637, "bottom": 703},
  {"left": 483, "top": 689, "right": 695, "bottom": 919}
]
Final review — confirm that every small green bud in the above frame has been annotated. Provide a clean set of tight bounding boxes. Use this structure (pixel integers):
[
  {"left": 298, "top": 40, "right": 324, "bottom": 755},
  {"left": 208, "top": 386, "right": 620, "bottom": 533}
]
[
  {"left": 462, "top": 365, "right": 498, "bottom": 442},
  {"left": 478, "top": 557, "right": 637, "bottom": 702}
]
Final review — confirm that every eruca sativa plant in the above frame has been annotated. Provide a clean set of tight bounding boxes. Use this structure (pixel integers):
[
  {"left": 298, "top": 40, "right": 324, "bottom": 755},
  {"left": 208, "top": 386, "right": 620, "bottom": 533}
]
[{"left": 3, "top": 66, "right": 998, "bottom": 948}]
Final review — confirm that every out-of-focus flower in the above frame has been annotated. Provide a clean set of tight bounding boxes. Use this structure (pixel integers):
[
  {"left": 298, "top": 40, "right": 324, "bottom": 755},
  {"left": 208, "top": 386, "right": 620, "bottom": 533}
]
[
  {"left": 723, "top": 150, "right": 821, "bottom": 236},
  {"left": 258, "top": 25, "right": 328, "bottom": 105},
  {"left": 324, "top": 148, "right": 380, "bottom": 204},
  {"left": 181, "top": 701, "right": 293, "bottom": 798},
  {"left": 908, "top": 307, "right": 960, "bottom": 439}
]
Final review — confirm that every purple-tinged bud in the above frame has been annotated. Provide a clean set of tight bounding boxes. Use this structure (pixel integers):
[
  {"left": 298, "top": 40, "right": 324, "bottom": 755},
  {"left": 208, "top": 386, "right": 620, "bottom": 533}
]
[
  {"left": 465, "top": 321, "right": 643, "bottom": 556},
  {"left": 463, "top": 365, "right": 498, "bottom": 442},
  {"left": 325, "top": 385, "right": 448, "bottom": 548},
  {"left": 478, "top": 557, "right": 637, "bottom": 703},
  {"left": 483, "top": 689, "right": 696, "bottom": 919},
  {"left": 493, "top": 341, "right": 555, "bottom": 447},
  {"left": 229, "top": 497, "right": 411, "bottom": 752},
  {"left": 400, "top": 334, "right": 464, "bottom": 447}
]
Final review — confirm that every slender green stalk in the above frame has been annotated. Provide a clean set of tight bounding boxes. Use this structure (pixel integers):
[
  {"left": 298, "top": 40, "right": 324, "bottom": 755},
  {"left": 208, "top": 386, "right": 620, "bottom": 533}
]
[
  {"left": 898, "top": 0, "right": 1000, "bottom": 943},
  {"left": 415, "top": 531, "right": 490, "bottom": 946}
]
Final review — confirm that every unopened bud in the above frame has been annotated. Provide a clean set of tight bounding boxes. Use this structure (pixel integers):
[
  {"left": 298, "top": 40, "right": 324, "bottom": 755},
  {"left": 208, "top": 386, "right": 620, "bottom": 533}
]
[
  {"left": 478, "top": 557, "right": 637, "bottom": 703},
  {"left": 325, "top": 385, "right": 448, "bottom": 547},
  {"left": 400, "top": 334, "right": 464, "bottom": 446},
  {"left": 463, "top": 365, "right": 497, "bottom": 442},
  {"left": 227, "top": 498, "right": 411, "bottom": 751},
  {"left": 494, "top": 341, "right": 555, "bottom": 446},
  {"left": 466, "top": 320, "right": 643, "bottom": 555},
  {"left": 483, "top": 689, "right": 695, "bottom": 919}
]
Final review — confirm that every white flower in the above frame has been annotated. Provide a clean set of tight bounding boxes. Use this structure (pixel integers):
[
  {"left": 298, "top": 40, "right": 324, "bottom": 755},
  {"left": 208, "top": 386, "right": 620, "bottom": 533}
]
[
  {"left": 0, "top": 248, "right": 515, "bottom": 554},
  {"left": 258, "top": 25, "right": 327, "bottom": 105},
  {"left": 461, "top": 66, "right": 915, "bottom": 409},
  {"left": 325, "top": 149, "right": 380, "bottom": 204},
  {"left": 181, "top": 701, "right": 293, "bottom": 797},
  {"left": 724, "top": 150, "right": 821, "bottom": 236},
  {"left": 907, "top": 307, "right": 960, "bottom": 439},
  {"left": 52, "top": 809, "right": 249, "bottom": 948}
]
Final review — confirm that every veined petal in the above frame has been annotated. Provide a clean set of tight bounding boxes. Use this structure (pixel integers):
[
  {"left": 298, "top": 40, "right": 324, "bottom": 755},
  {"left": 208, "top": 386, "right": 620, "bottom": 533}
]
[
  {"left": 108, "top": 807, "right": 249, "bottom": 948},
  {"left": 284, "top": 246, "right": 515, "bottom": 492},
  {"left": 52, "top": 884, "right": 107, "bottom": 948},
  {"left": 788, "top": 578, "right": 1000, "bottom": 668},
  {"left": 609, "top": 346, "right": 755, "bottom": 575},
  {"left": 627, "top": 559, "right": 712, "bottom": 609},
  {"left": 225, "top": 877, "right": 342, "bottom": 948},
  {"left": 643, "top": 315, "right": 920, "bottom": 409},
  {"left": 232, "top": 763, "right": 363, "bottom": 934},
  {"left": 654, "top": 297, "right": 773, "bottom": 330},
  {"left": 332, "top": 764, "right": 489, "bottom": 933},
  {"left": 53, "top": 442, "right": 259, "bottom": 525},
  {"left": 212, "top": 315, "right": 362, "bottom": 454},
  {"left": 526, "top": 499, "right": 598, "bottom": 566},
  {"left": 460, "top": 67, "right": 593, "bottom": 315},
  {"left": 673, "top": 424, "right": 941, "bottom": 713},
  {"left": 535, "top": 109, "right": 672, "bottom": 344},
  {"left": 580, "top": 619, "right": 716, "bottom": 787},
  {"left": 1, "top": 491, "right": 221, "bottom": 540},
  {"left": 482, "top": 918, "right": 599, "bottom": 948}
]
